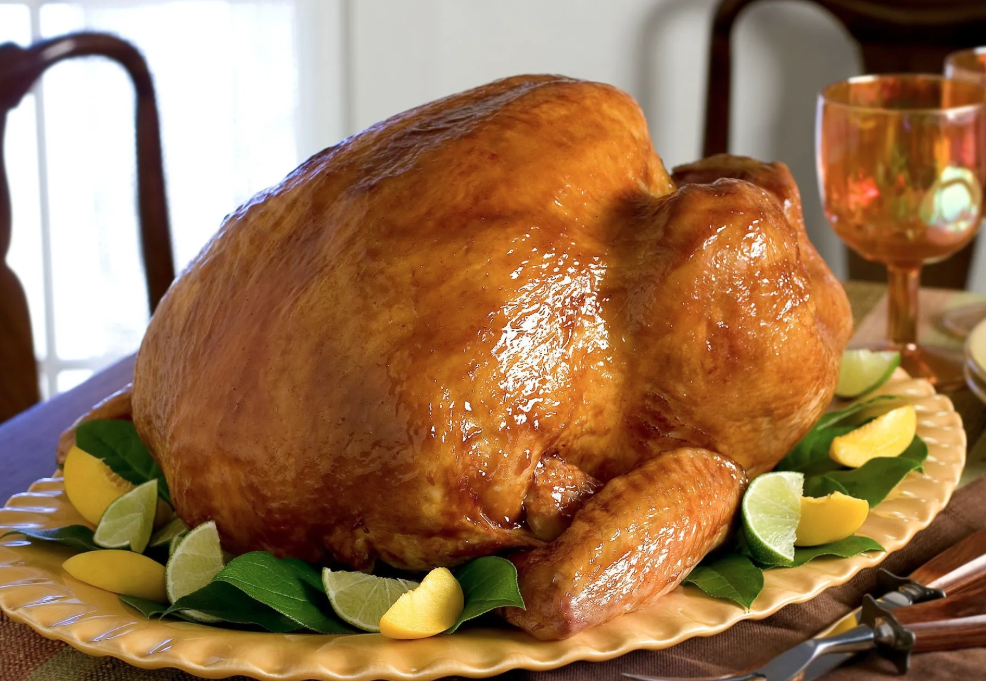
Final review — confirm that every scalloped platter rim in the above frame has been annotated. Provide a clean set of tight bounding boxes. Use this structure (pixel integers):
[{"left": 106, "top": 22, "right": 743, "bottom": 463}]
[{"left": 0, "top": 369, "right": 966, "bottom": 681}]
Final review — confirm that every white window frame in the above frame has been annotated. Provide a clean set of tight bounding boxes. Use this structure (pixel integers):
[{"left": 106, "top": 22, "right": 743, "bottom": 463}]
[{"left": 1, "top": 0, "right": 353, "bottom": 396}]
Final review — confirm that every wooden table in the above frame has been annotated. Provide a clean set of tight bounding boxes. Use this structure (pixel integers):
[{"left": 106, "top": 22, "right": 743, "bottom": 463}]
[{"left": 1, "top": 282, "right": 985, "bottom": 681}]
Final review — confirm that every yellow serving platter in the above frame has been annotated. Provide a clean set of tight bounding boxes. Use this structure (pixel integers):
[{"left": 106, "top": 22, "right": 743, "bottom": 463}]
[{"left": 0, "top": 370, "right": 966, "bottom": 681}]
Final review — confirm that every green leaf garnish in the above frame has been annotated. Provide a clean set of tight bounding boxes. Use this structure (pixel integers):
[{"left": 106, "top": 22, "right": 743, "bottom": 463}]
[
  {"left": 804, "top": 435, "right": 927, "bottom": 507},
  {"left": 214, "top": 552, "right": 355, "bottom": 634},
  {"left": 118, "top": 594, "right": 201, "bottom": 624},
  {"left": 900, "top": 435, "right": 930, "bottom": 473},
  {"left": 790, "top": 536, "right": 884, "bottom": 567},
  {"left": 164, "top": 581, "right": 303, "bottom": 632},
  {"left": 2, "top": 526, "right": 100, "bottom": 551},
  {"left": 684, "top": 554, "right": 763, "bottom": 609},
  {"left": 120, "top": 594, "right": 171, "bottom": 618},
  {"left": 811, "top": 459, "right": 918, "bottom": 507},
  {"left": 776, "top": 425, "right": 856, "bottom": 476},
  {"left": 803, "top": 475, "right": 849, "bottom": 498},
  {"left": 693, "top": 393, "right": 921, "bottom": 608},
  {"left": 750, "top": 533, "right": 885, "bottom": 568},
  {"left": 447, "top": 556, "right": 524, "bottom": 633},
  {"left": 778, "top": 396, "right": 906, "bottom": 478},
  {"left": 282, "top": 558, "right": 327, "bottom": 592},
  {"left": 815, "top": 395, "right": 898, "bottom": 430},
  {"left": 75, "top": 420, "right": 172, "bottom": 506}
]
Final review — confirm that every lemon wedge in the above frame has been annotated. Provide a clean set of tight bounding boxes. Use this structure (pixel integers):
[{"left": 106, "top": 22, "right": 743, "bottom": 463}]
[
  {"left": 795, "top": 492, "right": 870, "bottom": 547},
  {"left": 63, "top": 550, "right": 167, "bottom": 602},
  {"left": 829, "top": 405, "right": 917, "bottom": 468},
  {"left": 379, "top": 567, "right": 464, "bottom": 639},
  {"left": 63, "top": 445, "right": 134, "bottom": 525}
]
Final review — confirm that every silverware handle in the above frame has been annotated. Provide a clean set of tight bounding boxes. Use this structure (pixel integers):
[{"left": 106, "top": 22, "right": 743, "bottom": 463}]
[
  {"left": 892, "top": 584, "right": 986, "bottom": 653},
  {"left": 909, "top": 528, "right": 986, "bottom": 592},
  {"left": 895, "top": 578, "right": 986, "bottom": 625},
  {"left": 909, "top": 615, "right": 986, "bottom": 653}
]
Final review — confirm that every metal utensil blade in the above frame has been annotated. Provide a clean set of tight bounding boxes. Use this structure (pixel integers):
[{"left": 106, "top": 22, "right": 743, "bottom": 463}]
[
  {"left": 749, "top": 625, "right": 876, "bottom": 681},
  {"left": 797, "top": 587, "right": 931, "bottom": 681},
  {"left": 623, "top": 568, "right": 950, "bottom": 681},
  {"left": 622, "top": 674, "right": 761, "bottom": 681},
  {"left": 621, "top": 625, "right": 877, "bottom": 681},
  {"left": 798, "top": 640, "right": 864, "bottom": 680}
]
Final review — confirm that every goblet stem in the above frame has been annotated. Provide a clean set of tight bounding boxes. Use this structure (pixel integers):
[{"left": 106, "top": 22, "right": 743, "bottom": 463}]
[{"left": 887, "top": 266, "right": 920, "bottom": 348}]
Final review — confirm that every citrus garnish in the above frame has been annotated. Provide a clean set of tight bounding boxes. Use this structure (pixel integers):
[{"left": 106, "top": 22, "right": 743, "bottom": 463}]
[
  {"left": 323, "top": 569, "right": 418, "bottom": 632},
  {"left": 835, "top": 349, "right": 900, "bottom": 399},
  {"left": 150, "top": 516, "right": 188, "bottom": 548},
  {"left": 63, "top": 550, "right": 167, "bottom": 602},
  {"left": 165, "top": 520, "right": 224, "bottom": 622},
  {"left": 742, "top": 471, "right": 804, "bottom": 566},
  {"left": 795, "top": 491, "right": 870, "bottom": 547},
  {"left": 63, "top": 445, "right": 133, "bottom": 525},
  {"left": 829, "top": 405, "right": 917, "bottom": 468},
  {"left": 153, "top": 500, "right": 175, "bottom": 530},
  {"left": 93, "top": 480, "right": 157, "bottom": 554},
  {"left": 379, "top": 568, "right": 464, "bottom": 639}
]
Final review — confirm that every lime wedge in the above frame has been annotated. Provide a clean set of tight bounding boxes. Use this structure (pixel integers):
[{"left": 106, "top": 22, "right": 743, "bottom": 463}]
[
  {"left": 168, "top": 532, "right": 184, "bottom": 559},
  {"left": 93, "top": 480, "right": 158, "bottom": 554},
  {"left": 835, "top": 349, "right": 900, "bottom": 399},
  {"left": 742, "top": 471, "right": 804, "bottom": 566},
  {"left": 323, "top": 568, "right": 418, "bottom": 632},
  {"left": 166, "top": 520, "right": 224, "bottom": 622},
  {"left": 150, "top": 516, "right": 188, "bottom": 548}
]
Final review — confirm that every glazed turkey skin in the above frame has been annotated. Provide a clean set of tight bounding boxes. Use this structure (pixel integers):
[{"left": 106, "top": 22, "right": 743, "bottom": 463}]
[{"left": 131, "top": 74, "right": 851, "bottom": 637}]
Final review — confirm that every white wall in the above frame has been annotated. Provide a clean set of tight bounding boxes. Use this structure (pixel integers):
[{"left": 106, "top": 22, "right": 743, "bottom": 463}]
[{"left": 315, "top": 0, "right": 861, "bottom": 278}]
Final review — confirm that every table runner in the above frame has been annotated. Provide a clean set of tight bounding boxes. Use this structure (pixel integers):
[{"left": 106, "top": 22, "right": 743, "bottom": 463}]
[{"left": 2, "top": 282, "right": 985, "bottom": 681}]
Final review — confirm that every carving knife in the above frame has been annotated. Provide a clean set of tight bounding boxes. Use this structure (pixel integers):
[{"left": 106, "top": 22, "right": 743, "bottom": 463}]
[{"left": 623, "top": 527, "right": 986, "bottom": 681}]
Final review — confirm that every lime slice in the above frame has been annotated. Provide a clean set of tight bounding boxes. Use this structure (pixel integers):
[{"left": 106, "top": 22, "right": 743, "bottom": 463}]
[
  {"left": 93, "top": 480, "right": 158, "bottom": 554},
  {"left": 150, "top": 516, "right": 188, "bottom": 548},
  {"left": 323, "top": 568, "right": 418, "bottom": 632},
  {"left": 166, "top": 520, "right": 224, "bottom": 623},
  {"left": 835, "top": 349, "right": 900, "bottom": 399},
  {"left": 742, "top": 471, "right": 804, "bottom": 566},
  {"left": 168, "top": 532, "right": 185, "bottom": 559}
]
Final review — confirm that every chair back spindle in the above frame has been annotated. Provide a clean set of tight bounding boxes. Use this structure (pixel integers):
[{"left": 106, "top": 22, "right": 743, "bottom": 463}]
[{"left": 0, "top": 32, "right": 174, "bottom": 422}]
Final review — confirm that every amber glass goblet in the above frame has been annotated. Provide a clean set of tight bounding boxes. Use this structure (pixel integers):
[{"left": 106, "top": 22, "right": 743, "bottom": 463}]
[
  {"left": 817, "top": 74, "right": 986, "bottom": 388},
  {"left": 941, "top": 48, "right": 986, "bottom": 338}
]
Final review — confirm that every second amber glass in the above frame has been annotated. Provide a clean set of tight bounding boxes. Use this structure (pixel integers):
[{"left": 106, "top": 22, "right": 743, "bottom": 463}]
[
  {"left": 941, "top": 48, "right": 986, "bottom": 339},
  {"left": 817, "top": 74, "right": 986, "bottom": 387}
]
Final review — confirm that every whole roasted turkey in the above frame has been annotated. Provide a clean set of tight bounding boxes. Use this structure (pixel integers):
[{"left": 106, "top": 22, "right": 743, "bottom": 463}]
[{"left": 71, "top": 75, "right": 853, "bottom": 640}]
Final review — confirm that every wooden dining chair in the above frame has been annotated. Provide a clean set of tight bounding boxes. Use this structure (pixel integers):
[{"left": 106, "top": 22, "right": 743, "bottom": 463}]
[
  {"left": 0, "top": 32, "right": 175, "bottom": 423},
  {"left": 703, "top": 0, "right": 986, "bottom": 289}
]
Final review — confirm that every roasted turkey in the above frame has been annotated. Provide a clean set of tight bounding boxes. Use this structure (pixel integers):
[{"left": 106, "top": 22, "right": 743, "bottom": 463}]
[{"left": 69, "top": 75, "right": 852, "bottom": 640}]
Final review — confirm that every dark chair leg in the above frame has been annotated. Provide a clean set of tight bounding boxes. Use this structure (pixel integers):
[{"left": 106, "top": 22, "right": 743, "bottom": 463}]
[{"left": 0, "top": 33, "right": 176, "bottom": 421}]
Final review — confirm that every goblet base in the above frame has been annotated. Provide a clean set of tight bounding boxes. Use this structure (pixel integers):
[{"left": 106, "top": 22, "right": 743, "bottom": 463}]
[{"left": 851, "top": 341, "right": 967, "bottom": 392}]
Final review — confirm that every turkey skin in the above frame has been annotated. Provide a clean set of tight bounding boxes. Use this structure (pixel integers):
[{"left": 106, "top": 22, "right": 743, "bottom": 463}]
[{"left": 130, "top": 75, "right": 851, "bottom": 638}]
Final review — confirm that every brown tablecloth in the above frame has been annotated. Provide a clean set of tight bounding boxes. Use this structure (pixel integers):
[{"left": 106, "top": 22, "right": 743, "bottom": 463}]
[{"left": 2, "top": 282, "right": 986, "bottom": 681}]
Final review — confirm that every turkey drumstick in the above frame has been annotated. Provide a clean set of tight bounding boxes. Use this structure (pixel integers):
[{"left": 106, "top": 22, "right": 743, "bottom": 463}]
[{"left": 505, "top": 448, "right": 746, "bottom": 640}]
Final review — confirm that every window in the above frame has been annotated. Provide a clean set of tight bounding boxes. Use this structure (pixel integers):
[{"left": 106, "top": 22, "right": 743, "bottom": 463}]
[{"left": 1, "top": 0, "right": 346, "bottom": 397}]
